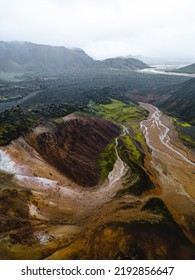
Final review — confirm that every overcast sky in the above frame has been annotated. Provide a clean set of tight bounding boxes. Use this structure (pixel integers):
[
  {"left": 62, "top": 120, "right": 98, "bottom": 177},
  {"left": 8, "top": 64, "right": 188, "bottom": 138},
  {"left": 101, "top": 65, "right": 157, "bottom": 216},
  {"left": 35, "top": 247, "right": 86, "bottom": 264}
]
[{"left": 0, "top": 0, "right": 195, "bottom": 59}]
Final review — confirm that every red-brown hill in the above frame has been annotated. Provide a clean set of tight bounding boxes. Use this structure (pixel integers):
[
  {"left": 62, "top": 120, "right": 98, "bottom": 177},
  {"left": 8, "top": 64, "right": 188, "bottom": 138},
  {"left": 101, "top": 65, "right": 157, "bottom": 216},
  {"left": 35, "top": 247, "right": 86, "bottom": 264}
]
[{"left": 25, "top": 114, "right": 119, "bottom": 187}]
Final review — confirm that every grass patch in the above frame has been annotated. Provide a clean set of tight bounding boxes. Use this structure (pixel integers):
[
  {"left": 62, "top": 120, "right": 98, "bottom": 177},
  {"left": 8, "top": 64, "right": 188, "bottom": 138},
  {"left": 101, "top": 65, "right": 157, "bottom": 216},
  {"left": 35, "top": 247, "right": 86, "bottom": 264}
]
[
  {"left": 122, "top": 135, "right": 142, "bottom": 165},
  {"left": 178, "top": 132, "right": 195, "bottom": 149},
  {"left": 90, "top": 98, "right": 147, "bottom": 124},
  {"left": 99, "top": 140, "right": 117, "bottom": 181},
  {"left": 89, "top": 98, "right": 148, "bottom": 155},
  {"left": 50, "top": 117, "right": 64, "bottom": 124},
  {"left": 173, "top": 117, "right": 195, "bottom": 149},
  {"left": 173, "top": 117, "right": 192, "bottom": 127},
  {"left": 90, "top": 98, "right": 150, "bottom": 188}
]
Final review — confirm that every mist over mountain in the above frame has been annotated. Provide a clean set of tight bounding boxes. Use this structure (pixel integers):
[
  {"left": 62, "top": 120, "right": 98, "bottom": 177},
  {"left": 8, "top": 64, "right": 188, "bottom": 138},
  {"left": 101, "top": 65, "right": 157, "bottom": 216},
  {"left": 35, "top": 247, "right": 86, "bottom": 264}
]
[{"left": 0, "top": 41, "right": 147, "bottom": 73}]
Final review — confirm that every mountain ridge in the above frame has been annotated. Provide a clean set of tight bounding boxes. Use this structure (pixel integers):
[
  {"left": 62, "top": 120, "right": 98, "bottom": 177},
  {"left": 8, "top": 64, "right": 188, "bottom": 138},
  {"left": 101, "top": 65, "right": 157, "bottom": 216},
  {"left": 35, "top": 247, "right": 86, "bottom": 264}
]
[
  {"left": 174, "top": 63, "right": 195, "bottom": 74},
  {"left": 0, "top": 41, "right": 147, "bottom": 73}
]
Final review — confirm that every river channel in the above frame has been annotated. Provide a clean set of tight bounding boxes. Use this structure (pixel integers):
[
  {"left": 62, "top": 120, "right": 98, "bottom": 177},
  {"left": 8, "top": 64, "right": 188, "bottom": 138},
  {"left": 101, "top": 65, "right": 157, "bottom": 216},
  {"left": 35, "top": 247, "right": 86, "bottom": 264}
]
[{"left": 139, "top": 102, "right": 195, "bottom": 242}]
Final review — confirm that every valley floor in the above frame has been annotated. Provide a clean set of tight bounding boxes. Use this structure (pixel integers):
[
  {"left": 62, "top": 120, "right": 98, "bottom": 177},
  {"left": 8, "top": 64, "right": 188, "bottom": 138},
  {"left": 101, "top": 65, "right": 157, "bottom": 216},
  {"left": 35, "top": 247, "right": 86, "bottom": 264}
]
[{"left": 140, "top": 103, "right": 195, "bottom": 243}]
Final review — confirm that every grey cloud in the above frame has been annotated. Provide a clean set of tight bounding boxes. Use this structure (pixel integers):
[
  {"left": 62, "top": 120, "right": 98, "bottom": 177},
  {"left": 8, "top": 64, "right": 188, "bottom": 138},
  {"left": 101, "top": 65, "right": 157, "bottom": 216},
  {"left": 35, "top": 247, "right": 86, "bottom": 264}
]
[{"left": 0, "top": 0, "right": 195, "bottom": 59}]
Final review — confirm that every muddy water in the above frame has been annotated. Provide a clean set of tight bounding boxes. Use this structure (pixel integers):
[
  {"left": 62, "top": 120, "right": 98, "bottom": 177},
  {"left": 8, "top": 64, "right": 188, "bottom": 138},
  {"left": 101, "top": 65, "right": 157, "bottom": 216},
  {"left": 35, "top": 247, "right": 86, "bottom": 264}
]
[{"left": 139, "top": 102, "right": 195, "bottom": 241}]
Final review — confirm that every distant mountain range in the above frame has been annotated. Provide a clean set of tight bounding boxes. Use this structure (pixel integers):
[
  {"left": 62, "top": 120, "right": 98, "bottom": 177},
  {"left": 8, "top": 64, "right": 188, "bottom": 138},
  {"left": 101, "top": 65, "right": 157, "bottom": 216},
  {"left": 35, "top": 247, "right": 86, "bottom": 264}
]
[
  {"left": 127, "top": 55, "right": 195, "bottom": 66},
  {"left": 0, "top": 41, "right": 148, "bottom": 73}
]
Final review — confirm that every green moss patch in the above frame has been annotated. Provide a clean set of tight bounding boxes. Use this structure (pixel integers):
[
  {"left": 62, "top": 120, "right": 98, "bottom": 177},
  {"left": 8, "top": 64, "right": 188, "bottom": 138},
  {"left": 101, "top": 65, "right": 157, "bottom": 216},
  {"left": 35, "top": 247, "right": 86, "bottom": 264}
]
[
  {"left": 90, "top": 98, "right": 147, "bottom": 124},
  {"left": 99, "top": 141, "right": 117, "bottom": 181},
  {"left": 116, "top": 139, "right": 153, "bottom": 196},
  {"left": 173, "top": 117, "right": 195, "bottom": 149}
]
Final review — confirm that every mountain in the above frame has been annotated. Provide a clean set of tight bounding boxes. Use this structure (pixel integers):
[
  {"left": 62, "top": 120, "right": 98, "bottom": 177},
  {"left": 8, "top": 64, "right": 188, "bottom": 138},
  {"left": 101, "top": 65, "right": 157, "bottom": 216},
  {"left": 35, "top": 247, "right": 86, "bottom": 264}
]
[
  {"left": 174, "top": 63, "right": 195, "bottom": 74},
  {"left": 25, "top": 114, "right": 119, "bottom": 187},
  {"left": 103, "top": 57, "right": 148, "bottom": 70},
  {"left": 155, "top": 78, "right": 195, "bottom": 122},
  {"left": 127, "top": 77, "right": 195, "bottom": 123},
  {"left": 0, "top": 41, "right": 147, "bottom": 73},
  {"left": 0, "top": 41, "right": 96, "bottom": 73}
]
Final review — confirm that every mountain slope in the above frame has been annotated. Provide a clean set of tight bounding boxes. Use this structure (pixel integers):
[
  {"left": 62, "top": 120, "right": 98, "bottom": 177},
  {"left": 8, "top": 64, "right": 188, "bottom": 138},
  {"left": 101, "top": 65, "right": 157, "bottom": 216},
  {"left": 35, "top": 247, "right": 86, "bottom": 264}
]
[
  {"left": 25, "top": 114, "right": 119, "bottom": 187},
  {"left": 155, "top": 78, "right": 195, "bottom": 122},
  {"left": 0, "top": 41, "right": 96, "bottom": 73},
  {"left": 175, "top": 63, "right": 195, "bottom": 74}
]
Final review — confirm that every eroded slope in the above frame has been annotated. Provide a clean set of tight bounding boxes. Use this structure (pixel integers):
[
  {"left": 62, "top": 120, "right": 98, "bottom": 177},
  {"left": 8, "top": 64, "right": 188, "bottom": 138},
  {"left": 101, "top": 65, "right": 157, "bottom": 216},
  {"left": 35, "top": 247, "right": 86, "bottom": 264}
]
[{"left": 25, "top": 114, "right": 120, "bottom": 187}]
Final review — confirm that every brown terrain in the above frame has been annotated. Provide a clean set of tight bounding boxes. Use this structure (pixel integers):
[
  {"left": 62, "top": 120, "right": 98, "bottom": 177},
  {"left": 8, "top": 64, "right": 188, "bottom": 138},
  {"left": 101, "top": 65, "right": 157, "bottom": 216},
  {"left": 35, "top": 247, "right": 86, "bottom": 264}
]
[
  {"left": 24, "top": 114, "right": 120, "bottom": 187},
  {"left": 0, "top": 110, "right": 195, "bottom": 260}
]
